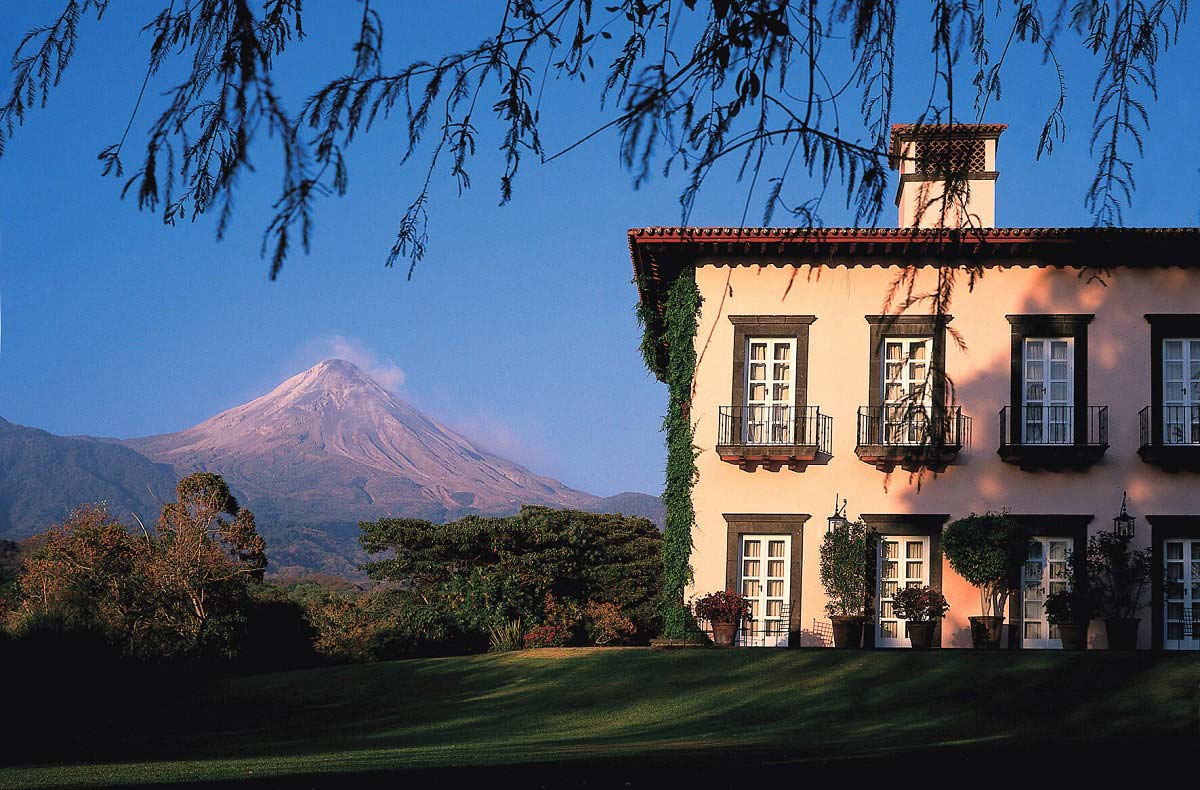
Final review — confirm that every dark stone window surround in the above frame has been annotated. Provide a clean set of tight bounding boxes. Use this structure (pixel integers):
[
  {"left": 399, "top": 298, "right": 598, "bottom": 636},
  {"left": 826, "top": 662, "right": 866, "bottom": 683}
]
[
  {"left": 729, "top": 315, "right": 817, "bottom": 413},
  {"left": 1145, "top": 315, "right": 1200, "bottom": 446},
  {"left": 866, "top": 315, "right": 952, "bottom": 418},
  {"left": 1005, "top": 314, "right": 1093, "bottom": 445},
  {"left": 1146, "top": 515, "right": 1200, "bottom": 651},
  {"left": 1004, "top": 514, "right": 1093, "bottom": 650},
  {"left": 723, "top": 513, "right": 809, "bottom": 646},
  {"left": 861, "top": 514, "right": 949, "bottom": 648}
]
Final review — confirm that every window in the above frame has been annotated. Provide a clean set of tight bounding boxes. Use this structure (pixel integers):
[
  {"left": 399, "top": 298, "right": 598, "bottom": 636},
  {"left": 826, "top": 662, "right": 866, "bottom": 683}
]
[
  {"left": 1164, "top": 540, "right": 1200, "bottom": 650},
  {"left": 728, "top": 316, "right": 816, "bottom": 444},
  {"left": 882, "top": 337, "right": 932, "bottom": 444},
  {"left": 739, "top": 535, "right": 791, "bottom": 647},
  {"left": 876, "top": 536, "right": 931, "bottom": 647},
  {"left": 1021, "top": 537, "right": 1073, "bottom": 648},
  {"left": 861, "top": 514, "right": 948, "bottom": 649},
  {"left": 1161, "top": 339, "right": 1200, "bottom": 444},
  {"left": 1022, "top": 338, "right": 1074, "bottom": 444},
  {"left": 724, "top": 514, "right": 808, "bottom": 648},
  {"left": 744, "top": 338, "right": 796, "bottom": 444},
  {"left": 865, "top": 315, "right": 950, "bottom": 444}
]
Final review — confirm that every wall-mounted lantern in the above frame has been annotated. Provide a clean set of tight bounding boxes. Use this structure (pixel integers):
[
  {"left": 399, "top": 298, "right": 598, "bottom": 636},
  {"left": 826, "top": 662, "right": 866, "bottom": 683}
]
[
  {"left": 827, "top": 495, "right": 849, "bottom": 533},
  {"left": 1113, "top": 491, "right": 1136, "bottom": 537}
]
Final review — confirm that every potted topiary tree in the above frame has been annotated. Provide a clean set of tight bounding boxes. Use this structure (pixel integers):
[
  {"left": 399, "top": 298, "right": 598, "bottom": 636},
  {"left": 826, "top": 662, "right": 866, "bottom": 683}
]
[
  {"left": 819, "top": 519, "right": 870, "bottom": 648},
  {"left": 691, "top": 590, "right": 752, "bottom": 647},
  {"left": 1085, "top": 531, "right": 1151, "bottom": 650},
  {"left": 943, "top": 511, "right": 1027, "bottom": 649},
  {"left": 1043, "top": 588, "right": 1095, "bottom": 651},
  {"left": 892, "top": 585, "right": 950, "bottom": 649}
]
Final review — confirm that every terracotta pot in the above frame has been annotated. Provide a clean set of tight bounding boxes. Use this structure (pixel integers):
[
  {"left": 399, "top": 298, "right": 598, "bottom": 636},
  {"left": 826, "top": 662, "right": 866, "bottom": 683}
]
[
  {"left": 906, "top": 621, "right": 936, "bottom": 650},
  {"left": 968, "top": 616, "right": 1005, "bottom": 649},
  {"left": 1104, "top": 618, "right": 1140, "bottom": 650},
  {"left": 1056, "top": 622, "right": 1088, "bottom": 651},
  {"left": 831, "top": 615, "right": 864, "bottom": 649},
  {"left": 711, "top": 620, "right": 737, "bottom": 647}
]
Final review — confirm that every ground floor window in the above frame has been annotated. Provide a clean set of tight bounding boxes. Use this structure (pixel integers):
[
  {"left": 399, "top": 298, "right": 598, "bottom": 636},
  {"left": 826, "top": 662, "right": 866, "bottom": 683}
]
[
  {"left": 738, "top": 534, "right": 791, "bottom": 647},
  {"left": 1021, "top": 537, "right": 1073, "bottom": 649},
  {"left": 876, "top": 535, "right": 930, "bottom": 648},
  {"left": 1164, "top": 539, "right": 1200, "bottom": 650}
]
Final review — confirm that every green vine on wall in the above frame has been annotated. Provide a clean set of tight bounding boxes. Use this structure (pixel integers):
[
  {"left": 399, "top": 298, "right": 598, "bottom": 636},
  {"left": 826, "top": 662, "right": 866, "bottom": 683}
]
[{"left": 639, "top": 267, "right": 702, "bottom": 639}]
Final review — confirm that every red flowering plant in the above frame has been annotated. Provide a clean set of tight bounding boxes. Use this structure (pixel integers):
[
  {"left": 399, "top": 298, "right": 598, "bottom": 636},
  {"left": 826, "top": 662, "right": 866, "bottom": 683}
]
[
  {"left": 891, "top": 586, "right": 950, "bottom": 623},
  {"left": 691, "top": 590, "right": 752, "bottom": 624}
]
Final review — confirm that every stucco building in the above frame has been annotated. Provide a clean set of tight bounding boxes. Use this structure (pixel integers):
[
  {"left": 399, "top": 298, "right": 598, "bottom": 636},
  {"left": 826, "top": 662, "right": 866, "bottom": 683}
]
[{"left": 630, "top": 123, "right": 1200, "bottom": 650}]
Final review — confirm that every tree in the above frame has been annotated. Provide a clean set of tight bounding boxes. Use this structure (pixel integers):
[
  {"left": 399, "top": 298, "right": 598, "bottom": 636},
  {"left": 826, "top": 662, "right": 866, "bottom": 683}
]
[
  {"left": 359, "top": 506, "right": 662, "bottom": 644},
  {"left": 6, "top": 473, "right": 268, "bottom": 659},
  {"left": 0, "top": 2, "right": 1188, "bottom": 282},
  {"left": 942, "top": 510, "right": 1028, "bottom": 620}
]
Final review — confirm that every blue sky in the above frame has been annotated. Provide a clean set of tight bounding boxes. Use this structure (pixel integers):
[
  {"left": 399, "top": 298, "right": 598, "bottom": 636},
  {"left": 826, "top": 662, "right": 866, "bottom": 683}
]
[{"left": 0, "top": 3, "right": 1197, "bottom": 497}]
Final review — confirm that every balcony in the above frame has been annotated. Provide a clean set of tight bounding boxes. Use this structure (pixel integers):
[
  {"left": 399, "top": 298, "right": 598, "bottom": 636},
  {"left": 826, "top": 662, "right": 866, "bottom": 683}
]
[
  {"left": 717, "top": 406, "right": 832, "bottom": 471},
  {"left": 854, "top": 406, "right": 969, "bottom": 472},
  {"left": 998, "top": 406, "right": 1108, "bottom": 470},
  {"left": 1138, "top": 406, "right": 1200, "bottom": 471}
]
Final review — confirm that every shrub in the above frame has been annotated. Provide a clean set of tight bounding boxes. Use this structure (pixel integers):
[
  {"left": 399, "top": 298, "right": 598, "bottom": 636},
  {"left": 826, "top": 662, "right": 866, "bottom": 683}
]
[
  {"left": 819, "top": 520, "right": 870, "bottom": 617},
  {"left": 488, "top": 619, "right": 523, "bottom": 652},
  {"left": 1044, "top": 588, "right": 1097, "bottom": 625},
  {"left": 942, "top": 511, "right": 1027, "bottom": 618},
  {"left": 523, "top": 623, "right": 572, "bottom": 648},
  {"left": 892, "top": 586, "right": 949, "bottom": 622},
  {"left": 1085, "top": 531, "right": 1152, "bottom": 621},
  {"left": 584, "top": 601, "right": 635, "bottom": 646},
  {"left": 691, "top": 590, "right": 751, "bottom": 623}
]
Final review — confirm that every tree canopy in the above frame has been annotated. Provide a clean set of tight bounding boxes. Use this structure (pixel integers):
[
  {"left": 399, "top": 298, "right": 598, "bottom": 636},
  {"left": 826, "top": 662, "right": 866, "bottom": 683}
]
[{"left": 1, "top": 2, "right": 1189, "bottom": 280}]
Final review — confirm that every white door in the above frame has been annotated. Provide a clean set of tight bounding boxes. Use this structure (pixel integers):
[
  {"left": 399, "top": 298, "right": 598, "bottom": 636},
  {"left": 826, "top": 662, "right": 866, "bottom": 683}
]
[
  {"left": 745, "top": 338, "right": 796, "bottom": 444},
  {"left": 1164, "top": 539, "right": 1200, "bottom": 650},
  {"left": 882, "top": 337, "right": 932, "bottom": 444},
  {"left": 876, "top": 536, "right": 931, "bottom": 648},
  {"left": 1023, "top": 338, "right": 1074, "bottom": 444},
  {"left": 1021, "top": 537, "right": 1073, "bottom": 648},
  {"left": 1162, "top": 340, "right": 1200, "bottom": 444},
  {"left": 738, "top": 535, "right": 791, "bottom": 647}
]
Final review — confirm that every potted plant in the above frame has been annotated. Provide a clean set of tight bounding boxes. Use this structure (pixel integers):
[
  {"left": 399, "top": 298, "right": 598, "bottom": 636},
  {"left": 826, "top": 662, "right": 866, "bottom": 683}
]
[
  {"left": 892, "top": 585, "right": 949, "bottom": 649},
  {"left": 1085, "top": 531, "right": 1151, "bottom": 650},
  {"left": 691, "top": 590, "right": 751, "bottom": 647},
  {"left": 1043, "top": 588, "right": 1095, "bottom": 651},
  {"left": 943, "top": 511, "right": 1027, "bottom": 649},
  {"left": 819, "top": 519, "right": 870, "bottom": 648}
]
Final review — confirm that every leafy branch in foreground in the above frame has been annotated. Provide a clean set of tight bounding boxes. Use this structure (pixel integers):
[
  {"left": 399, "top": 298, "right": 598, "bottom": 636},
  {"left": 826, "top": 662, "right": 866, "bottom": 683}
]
[{"left": 0, "top": 1, "right": 1190, "bottom": 280}]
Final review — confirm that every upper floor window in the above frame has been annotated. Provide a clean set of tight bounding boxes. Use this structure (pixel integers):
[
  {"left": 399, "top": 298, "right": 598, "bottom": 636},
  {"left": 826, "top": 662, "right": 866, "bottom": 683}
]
[
  {"left": 745, "top": 337, "right": 796, "bottom": 443},
  {"left": 882, "top": 336, "right": 933, "bottom": 445},
  {"left": 1141, "top": 316, "right": 1200, "bottom": 468}
]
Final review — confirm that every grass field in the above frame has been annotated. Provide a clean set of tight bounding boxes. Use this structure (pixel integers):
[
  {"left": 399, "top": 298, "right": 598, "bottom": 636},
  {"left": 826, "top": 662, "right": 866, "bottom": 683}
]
[{"left": 3, "top": 648, "right": 1198, "bottom": 787}]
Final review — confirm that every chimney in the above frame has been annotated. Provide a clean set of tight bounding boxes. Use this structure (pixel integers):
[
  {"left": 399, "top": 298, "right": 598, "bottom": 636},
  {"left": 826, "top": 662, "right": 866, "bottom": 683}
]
[{"left": 890, "top": 123, "right": 1006, "bottom": 229}]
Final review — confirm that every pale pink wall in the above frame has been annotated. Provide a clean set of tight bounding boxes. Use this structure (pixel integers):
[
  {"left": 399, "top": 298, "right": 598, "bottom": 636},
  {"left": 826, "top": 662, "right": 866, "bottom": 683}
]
[{"left": 689, "top": 261, "right": 1200, "bottom": 648}]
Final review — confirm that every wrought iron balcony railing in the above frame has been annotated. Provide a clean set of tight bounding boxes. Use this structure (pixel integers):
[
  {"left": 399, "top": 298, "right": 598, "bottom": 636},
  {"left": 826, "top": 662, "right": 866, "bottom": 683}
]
[
  {"left": 998, "top": 405, "right": 1108, "bottom": 447},
  {"left": 853, "top": 406, "right": 969, "bottom": 472},
  {"left": 855, "top": 405, "right": 969, "bottom": 449},
  {"left": 1138, "top": 405, "right": 1200, "bottom": 470},
  {"left": 717, "top": 405, "right": 832, "bottom": 452},
  {"left": 998, "top": 405, "right": 1108, "bottom": 470}
]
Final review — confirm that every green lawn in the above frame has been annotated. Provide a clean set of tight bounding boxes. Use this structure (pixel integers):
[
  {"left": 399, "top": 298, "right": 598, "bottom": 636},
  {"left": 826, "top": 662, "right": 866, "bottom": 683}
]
[{"left": 3, "top": 648, "right": 1197, "bottom": 787}]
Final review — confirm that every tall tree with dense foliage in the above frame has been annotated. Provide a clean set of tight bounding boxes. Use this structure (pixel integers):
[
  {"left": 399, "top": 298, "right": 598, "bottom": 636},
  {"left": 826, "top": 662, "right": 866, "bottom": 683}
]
[
  {"left": 6, "top": 473, "right": 268, "bottom": 659},
  {"left": 0, "top": 2, "right": 1189, "bottom": 280}
]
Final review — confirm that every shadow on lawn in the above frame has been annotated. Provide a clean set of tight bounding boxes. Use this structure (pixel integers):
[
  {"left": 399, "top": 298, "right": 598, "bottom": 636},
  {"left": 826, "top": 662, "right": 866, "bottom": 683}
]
[{"left": 6, "top": 648, "right": 1199, "bottom": 782}]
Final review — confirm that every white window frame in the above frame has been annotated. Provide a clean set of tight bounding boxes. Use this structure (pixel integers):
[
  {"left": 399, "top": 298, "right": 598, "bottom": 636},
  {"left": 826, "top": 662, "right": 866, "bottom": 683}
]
[
  {"left": 880, "top": 337, "right": 933, "bottom": 446},
  {"left": 876, "top": 536, "right": 931, "bottom": 648},
  {"left": 743, "top": 338, "right": 797, "bottom": 445},
  {"left": 1164, "top": 539, "right": 1200, "bottom": 650},
  {"left": 1021, "top": 536, "right": 1073, "bottom": 649},
  {"left": 1022, "top": 338, "right": 1074, "bottom": 445},
  {"left": 738, "top": 534, "right": 791, "bottom": 648},
  {"left": 1162, "top": 339, "right": 1200, "bottom": 445}
]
